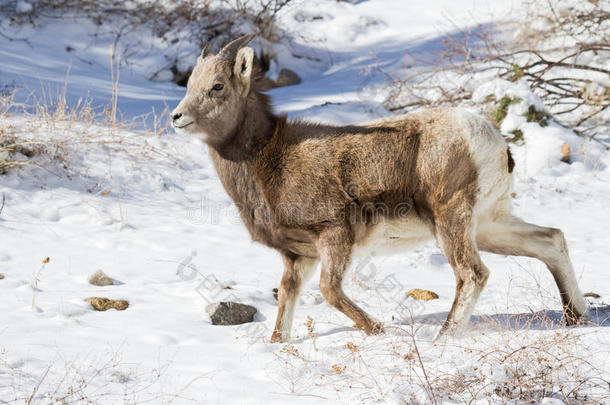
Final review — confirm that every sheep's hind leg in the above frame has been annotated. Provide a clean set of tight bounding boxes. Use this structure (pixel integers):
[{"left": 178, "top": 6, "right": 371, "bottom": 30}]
[
  {"left": 477, "top": 215, "right": 589, "bottom": 324},
  {"left": 435, "top": 204, "right": 490, "bottom": 338}
]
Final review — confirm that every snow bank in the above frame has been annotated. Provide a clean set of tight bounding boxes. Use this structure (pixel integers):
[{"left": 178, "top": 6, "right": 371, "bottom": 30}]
[{"left": 473, "top": 78, "right": 606, "bottom": 178}]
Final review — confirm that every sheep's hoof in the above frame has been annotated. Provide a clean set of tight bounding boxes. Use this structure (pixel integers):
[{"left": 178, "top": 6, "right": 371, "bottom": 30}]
[
  {"left": 565, "top": 309, "right": 592, "bottom": 326},
  {"left": 355, "top": 321, "right": 384, "bottom": 336},
  {"left": 270, "top": 330, "right": 287, "bottom": 343},
  {"left": 368, "top": 321, "right": 385, "bottom": 335}
]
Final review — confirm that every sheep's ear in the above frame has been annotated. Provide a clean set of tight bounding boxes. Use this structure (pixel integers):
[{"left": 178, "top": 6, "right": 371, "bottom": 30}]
[{"left": 233, "top": 46, "right": 254, "bottom": 94}]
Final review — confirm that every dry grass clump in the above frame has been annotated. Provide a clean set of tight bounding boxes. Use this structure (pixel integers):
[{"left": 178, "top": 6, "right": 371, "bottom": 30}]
[
  {"left": 0, "top": 79, "right": 104, "bottom": 175},
  {"left": 0, "top": 132, "right": 47, "bottom": 174},
  {"left": 0, "top": 92, "right": 47, "bottom": 174},
  {"left": 0, "top": 75, "right": 186, "bottom": 180},
  {"left": 0, "top": 115, "right": 95, "bottom": 176}
]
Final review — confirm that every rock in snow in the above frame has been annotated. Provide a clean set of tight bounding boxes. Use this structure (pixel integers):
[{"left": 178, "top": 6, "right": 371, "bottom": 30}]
[
  {"left": 86, "top": 297, "right": 129, "bottom": 311},
  {"left": 275, "top": 69, "right": 301, "bottom": 87},
  {"left": 88, "top": 270, "right": 115, "bottom": 286},
  {"left": 206, "top": 302, "right": 257, "bottom": 325},
  {"left": 406, "top": 289, "right": 439, "bottom": 301}
]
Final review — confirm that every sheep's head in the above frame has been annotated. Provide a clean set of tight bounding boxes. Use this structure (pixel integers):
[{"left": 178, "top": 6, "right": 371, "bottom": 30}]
[{"left": 171, "top": 35, "right": 255, "bottom": 147}]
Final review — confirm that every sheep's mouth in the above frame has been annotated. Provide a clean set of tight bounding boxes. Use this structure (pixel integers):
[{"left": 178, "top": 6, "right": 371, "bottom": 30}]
[{"left": 173, "top": 121, "right": 194, "bottom": 129}]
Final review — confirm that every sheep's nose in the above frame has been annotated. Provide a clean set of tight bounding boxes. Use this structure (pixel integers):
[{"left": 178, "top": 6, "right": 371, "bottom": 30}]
[{"left": 171, "top": 112, "right": 182, "bottom": 121}]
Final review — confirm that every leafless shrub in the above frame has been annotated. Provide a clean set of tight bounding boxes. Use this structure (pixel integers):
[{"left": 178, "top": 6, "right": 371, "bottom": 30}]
[
  {"left": 0, "top": 0, "right": 298, "bottom": 85},
  {"left": 0, "top": 347, "right": 193, "bottom": 404},
  {"left": 269, "top": 279, "right": 609, "bottom": 404},
  {"left": 270, "top": 317, "right": 610, "bottom": 404},
  {"left": 385, "top": 0, "right": 609, "bottom": 141}
]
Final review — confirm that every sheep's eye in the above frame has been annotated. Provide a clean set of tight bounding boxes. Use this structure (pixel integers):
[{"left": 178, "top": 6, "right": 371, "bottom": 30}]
[{"left": 212, "top": 83, "right": 224, "bottom": 91}]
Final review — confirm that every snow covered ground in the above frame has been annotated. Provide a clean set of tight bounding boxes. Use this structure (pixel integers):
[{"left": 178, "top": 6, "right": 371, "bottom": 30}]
[{"left": 0, "top": 0, "right": 609, "bottom": 403}]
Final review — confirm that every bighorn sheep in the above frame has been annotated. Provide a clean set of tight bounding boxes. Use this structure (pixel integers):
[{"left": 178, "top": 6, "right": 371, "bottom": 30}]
[{"left": 171, "top": 35, "right": 589, "bottom": 342}]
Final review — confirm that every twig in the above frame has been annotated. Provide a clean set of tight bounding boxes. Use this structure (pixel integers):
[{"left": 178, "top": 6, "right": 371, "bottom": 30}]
[
  {"left": 26, "top": 365, "right": 52, "bottom": 405},
  {"left": 407, "top": 313, "right": 437, "bottom": 405}
]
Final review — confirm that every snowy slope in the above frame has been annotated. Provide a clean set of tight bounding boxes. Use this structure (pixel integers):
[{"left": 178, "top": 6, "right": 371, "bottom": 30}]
[{"left": 1, "top": 0, "right": 609, "bottom": 404}]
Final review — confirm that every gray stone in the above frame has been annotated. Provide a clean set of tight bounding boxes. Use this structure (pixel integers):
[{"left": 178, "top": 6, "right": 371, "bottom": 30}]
[
  {"left": 0, "top": 273, "right": 4, "bottom": 280},
  {"left": 89, "top": 270, "right": 115, "bottom": 286},
  {"left": 274, "top": 69, "right": 301, "bottom": 87},
  {"left": 206, "top": 302, "right": 257, "bottom": 325}
]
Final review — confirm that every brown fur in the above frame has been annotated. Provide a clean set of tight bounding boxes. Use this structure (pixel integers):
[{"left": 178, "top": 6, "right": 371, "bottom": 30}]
[
  {"left": 171, "top": 36, "right": 589, "bottom": 343},
  {"left": 210, "top": 111, "right": 478, "bottom": 259}
]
